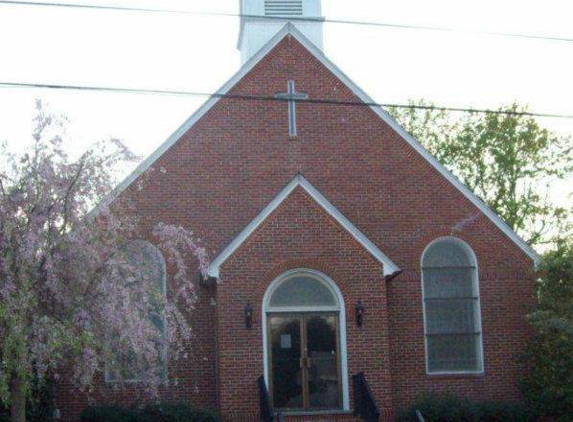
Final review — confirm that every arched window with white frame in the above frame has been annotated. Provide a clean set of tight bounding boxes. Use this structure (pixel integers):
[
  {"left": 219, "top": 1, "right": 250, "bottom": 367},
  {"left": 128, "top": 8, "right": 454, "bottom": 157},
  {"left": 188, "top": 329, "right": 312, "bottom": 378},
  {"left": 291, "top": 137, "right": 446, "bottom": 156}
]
[
  {"left": 421, "top": 237, "right": 484, "bottom": 374},
  {"left": 105, "top": 240, "right": 167, "bottom": 383}
]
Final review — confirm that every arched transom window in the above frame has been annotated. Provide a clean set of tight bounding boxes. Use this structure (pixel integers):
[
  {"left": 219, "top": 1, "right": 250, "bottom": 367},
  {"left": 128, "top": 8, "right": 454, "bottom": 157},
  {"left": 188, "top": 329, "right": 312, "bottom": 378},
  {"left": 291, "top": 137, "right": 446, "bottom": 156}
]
[
  {"left": 422, "top": 238, "right": 483, "bottom": 374},
  {"left": 267, "top": 273, "right": 340, "bottom": 311}
]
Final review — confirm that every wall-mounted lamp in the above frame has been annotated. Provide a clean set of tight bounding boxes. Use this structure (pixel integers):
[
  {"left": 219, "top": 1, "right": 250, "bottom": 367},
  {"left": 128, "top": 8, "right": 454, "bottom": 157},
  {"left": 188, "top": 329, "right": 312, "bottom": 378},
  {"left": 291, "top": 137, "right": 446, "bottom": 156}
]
[
  {"left": 244, "top": 303, "right": 254, "bottom": 329},
  {"left": 355, "top": 301, "right": 365, "bottom": 327}
]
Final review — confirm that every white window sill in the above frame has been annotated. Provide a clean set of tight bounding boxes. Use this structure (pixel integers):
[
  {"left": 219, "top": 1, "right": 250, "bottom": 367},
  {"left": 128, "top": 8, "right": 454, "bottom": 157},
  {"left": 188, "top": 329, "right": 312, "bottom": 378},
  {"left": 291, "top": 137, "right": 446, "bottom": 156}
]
[{"left": 426, "top": 371, "right": 485, "bottom": 378}]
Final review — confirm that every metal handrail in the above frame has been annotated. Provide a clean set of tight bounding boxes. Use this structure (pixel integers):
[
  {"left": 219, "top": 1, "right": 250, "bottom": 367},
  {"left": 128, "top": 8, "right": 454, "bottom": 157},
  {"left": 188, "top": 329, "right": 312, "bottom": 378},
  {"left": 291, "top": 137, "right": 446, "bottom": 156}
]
[
  {"left": 353, "top": 372, "right": 380, "bottom": 422},
  {"left": 258, "top": 375, "right": 274, "bottom": 422}
]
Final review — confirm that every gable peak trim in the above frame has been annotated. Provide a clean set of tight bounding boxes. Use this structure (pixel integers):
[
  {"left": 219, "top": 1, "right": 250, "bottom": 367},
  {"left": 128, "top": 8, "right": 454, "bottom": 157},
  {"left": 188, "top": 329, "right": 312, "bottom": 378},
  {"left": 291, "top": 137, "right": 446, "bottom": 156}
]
[
  {"left": 92, "top": 24, "right": 298, "bottom": 216},
  {"left": 207, "top": 174, "right": 401, "bottom": 278}
]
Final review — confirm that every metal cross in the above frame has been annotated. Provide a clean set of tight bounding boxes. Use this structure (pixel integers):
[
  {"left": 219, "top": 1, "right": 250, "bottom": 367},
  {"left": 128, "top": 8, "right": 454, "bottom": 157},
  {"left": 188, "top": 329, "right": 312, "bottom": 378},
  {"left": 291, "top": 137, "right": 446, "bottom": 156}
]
[{"left": 275, "top": 80, "right": 308, "bottom": 137}]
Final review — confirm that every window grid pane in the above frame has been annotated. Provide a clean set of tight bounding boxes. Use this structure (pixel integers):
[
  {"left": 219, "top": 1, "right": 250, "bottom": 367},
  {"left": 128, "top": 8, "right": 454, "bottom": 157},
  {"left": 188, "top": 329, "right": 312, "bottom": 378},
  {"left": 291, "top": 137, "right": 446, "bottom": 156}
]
[
  {"left": 426, "top": 334, "right": 481, "bottom": 372},
  {"left": 425, "top": 298, "right": 479, "bottom": 335},
  {"left": 423, "top": 267, "right": 476, "bottom": 298}
]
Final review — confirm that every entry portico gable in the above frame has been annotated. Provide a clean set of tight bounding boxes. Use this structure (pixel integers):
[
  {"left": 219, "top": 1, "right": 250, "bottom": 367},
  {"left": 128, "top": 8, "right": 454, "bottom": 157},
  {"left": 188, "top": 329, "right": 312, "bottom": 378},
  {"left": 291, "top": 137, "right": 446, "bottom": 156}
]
[
  {"left": 214, "top": 180, "right": 396, "bottom": 421},
  {"left": 208, "top": 174, "right": 400, "bottom": 279}
]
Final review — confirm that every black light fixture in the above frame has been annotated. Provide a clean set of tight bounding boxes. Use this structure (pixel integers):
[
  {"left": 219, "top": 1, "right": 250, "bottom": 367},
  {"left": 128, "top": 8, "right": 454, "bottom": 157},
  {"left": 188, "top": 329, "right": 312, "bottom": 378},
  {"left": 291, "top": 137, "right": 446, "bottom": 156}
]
[
  {"left": 244, "top": 303, "right": 254, "bottom": 329},
  {"left": 355, "top": 301, "right": 365, "bottom": 327}
]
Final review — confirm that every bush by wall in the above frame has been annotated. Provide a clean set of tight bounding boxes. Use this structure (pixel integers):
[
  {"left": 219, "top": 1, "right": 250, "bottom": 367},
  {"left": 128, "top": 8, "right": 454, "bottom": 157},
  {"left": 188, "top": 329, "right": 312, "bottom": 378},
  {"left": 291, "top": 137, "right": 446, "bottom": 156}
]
[
  {"left": 137, "top": 404, "right": 221, "bottom": 422},
  {"left": 395, "top": 393, "right": 535, "bottom": 422},
  {"left": 80, "top": 405, "right": 137, "bottom": 422},
  {"left": 521, "top": 241, "right": 573, "bottom": 422},
  {"left": 80, "top": 403, "right": 222, "bottom": 422}
]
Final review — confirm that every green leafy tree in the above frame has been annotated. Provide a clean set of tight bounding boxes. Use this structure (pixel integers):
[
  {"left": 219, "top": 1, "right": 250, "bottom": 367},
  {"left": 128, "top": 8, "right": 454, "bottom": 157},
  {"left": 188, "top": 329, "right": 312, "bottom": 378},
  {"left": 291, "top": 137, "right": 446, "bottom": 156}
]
[
  {"left": 388, "top": 101, "right": 573, "bottom": 245},
  {"left": 521, "top": 240, "right": 573, "bottom": 420}
]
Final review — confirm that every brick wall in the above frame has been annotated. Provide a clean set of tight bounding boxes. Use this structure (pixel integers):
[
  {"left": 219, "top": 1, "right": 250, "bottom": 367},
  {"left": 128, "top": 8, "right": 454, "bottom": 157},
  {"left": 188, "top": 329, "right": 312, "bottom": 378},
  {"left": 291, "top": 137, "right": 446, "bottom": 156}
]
[
  {"left": 55, "top": 34, "right": 535, "bottom": 421},
  {"left": 55, "top": 272, "right": 218, "bottom": 421}
]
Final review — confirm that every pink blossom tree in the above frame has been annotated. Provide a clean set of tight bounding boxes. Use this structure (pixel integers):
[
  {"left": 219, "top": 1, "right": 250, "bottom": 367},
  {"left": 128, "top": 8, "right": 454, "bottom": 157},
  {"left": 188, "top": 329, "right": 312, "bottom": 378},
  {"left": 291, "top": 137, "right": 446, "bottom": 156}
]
[{"left": 0, "top": 102, "right": 208, "bottom": 422}]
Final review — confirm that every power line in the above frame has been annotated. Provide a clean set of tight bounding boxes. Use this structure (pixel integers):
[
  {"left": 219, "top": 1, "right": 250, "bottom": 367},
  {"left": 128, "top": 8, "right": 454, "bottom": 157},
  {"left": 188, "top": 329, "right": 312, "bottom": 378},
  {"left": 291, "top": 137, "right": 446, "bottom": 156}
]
[
  {"left": 1, "top": 0, "right": 573, "bottom": 44},
  {"left": 2, "top": 80, "right": 573, "bottom": 120}
]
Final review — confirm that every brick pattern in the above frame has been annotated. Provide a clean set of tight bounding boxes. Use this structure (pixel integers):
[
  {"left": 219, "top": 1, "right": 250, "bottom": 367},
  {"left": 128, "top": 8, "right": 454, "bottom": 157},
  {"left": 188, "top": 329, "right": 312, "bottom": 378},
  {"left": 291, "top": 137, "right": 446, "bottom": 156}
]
[
  {"left": 55, "top": 34, "right": 535, "bottom": 421},
  {"left": 55, "top": 278, "right": 219, "bottom": 421},
  {"left": 224, "top": 412, "right": 365, "bottom": 422}
]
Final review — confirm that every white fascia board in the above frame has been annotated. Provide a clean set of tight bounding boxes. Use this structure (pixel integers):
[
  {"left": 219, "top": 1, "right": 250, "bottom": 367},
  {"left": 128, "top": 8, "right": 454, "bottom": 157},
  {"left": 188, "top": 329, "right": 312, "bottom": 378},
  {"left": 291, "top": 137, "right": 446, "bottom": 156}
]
[
  {"left": 281, "top": 26, "right": 540, "bottom": 266},
  {"left": 208, "top": 174, "right": 401, "bottom": 278},
  {"left": 96, "top": 22, "right": 538, "bottom": 266}
]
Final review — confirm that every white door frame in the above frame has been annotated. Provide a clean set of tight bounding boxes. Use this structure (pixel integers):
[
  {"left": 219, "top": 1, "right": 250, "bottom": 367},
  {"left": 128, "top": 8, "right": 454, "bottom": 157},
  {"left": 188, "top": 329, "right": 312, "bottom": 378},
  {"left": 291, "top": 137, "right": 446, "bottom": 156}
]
[{"left": 261, "top": 268, "right": 350, "bottom": 411}]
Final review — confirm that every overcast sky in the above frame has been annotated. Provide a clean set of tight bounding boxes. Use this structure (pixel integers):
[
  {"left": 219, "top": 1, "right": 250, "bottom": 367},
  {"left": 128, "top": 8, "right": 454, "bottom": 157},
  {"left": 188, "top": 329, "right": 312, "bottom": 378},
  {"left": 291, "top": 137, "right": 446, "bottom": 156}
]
[{"left": 1, "top": 0, "right": 572, "bottom": 209}]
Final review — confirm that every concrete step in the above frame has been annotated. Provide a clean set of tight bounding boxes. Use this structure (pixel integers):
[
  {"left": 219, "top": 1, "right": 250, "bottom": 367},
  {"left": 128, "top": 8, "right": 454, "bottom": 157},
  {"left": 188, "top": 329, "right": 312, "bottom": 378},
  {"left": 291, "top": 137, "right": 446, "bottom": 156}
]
[{"left": 280, "top": 415, "right": 361, "bottom": 422}]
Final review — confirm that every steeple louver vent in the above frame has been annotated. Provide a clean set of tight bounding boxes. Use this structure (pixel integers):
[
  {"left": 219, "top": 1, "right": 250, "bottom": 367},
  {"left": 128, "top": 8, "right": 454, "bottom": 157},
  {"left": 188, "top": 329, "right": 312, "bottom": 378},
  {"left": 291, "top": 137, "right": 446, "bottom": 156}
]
[
  {"left": 239, "top": 0, "right": 323, "bottom": 64},
  {"left": 264, "top": 0, "right": 303, "bottom": 16}
]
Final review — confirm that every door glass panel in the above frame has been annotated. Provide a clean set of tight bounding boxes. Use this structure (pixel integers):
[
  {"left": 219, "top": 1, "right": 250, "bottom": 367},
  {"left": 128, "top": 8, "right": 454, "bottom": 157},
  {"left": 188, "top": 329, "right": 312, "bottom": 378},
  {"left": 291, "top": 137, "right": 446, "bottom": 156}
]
[
  {"left": 270, "top": 315, "right": 303, "bottom": 410},
  {"left": 306, "top": 315, "right": 340, "bottom": 409}
]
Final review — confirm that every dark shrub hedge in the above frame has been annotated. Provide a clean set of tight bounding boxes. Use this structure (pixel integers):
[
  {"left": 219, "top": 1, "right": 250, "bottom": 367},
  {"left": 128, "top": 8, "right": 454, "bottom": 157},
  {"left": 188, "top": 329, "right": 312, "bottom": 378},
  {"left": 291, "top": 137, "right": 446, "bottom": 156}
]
[
  {"left": 521, "top": 241, "right": 573, "bottom": 422},
  {"left": 80, "top": 405, "right": 138, "bottom": 422},
  {"left": 138, "top": 404, "right": 221, "bottom": 422},
  {"left": 80, "top": 403, "right": 222, "bottom": 422},
  {"left": 395, "top": 393, "right": 535, "bottom": 422}
]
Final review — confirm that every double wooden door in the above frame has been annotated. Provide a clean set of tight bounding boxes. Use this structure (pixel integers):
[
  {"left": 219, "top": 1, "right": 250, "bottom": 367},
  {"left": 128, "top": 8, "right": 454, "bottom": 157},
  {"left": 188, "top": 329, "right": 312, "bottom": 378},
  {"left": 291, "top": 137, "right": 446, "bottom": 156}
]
[{"left": 267, "top": 313, "right": 342, "bottom": 412}]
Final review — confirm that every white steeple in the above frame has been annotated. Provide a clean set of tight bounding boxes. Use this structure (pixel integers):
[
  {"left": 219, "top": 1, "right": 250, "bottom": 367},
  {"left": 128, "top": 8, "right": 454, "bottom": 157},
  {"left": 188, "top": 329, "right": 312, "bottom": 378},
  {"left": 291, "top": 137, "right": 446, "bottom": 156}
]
[{"left": 238, "top": 0, "right": 324, "bottom": 64}]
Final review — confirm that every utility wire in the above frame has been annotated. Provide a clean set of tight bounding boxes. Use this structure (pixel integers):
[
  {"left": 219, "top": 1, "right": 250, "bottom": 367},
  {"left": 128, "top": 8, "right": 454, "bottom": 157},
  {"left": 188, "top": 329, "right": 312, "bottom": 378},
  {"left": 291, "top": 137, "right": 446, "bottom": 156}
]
[
  {"left": 1, "top": 0, "right": 573, "bottom": 44},
  {"left": 2, "top": 80, "right": 573, "bottom": 120}
]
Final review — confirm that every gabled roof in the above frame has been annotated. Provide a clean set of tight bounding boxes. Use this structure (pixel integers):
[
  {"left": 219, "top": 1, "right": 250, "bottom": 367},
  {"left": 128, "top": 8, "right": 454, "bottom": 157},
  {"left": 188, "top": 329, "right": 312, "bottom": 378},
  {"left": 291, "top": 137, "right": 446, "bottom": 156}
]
[
  {"left": 207, "top": 174, "right": 401, "bottom": 278},
  {"left": 100, "top": 23, "right": 539, "bottom": 265}
]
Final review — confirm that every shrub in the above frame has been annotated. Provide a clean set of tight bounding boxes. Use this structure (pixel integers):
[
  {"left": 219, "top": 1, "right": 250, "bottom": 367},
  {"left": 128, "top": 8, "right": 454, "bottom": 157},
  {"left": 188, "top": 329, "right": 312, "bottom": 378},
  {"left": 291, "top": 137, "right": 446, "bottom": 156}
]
[
  {"left": 395, "top": 393, "right": 535, "bottom": 422},
  {"left": 471, "top": 401, "right": 536, "bottom": 421},
  {"left": 521, "top": 240, "right": 573, "bottom": 422},
  {"left": 27, "top": 376, "right": 56, "bottom": 422},
  {"left": 138, "top": 404, "right": 222, "bottom": 422},
  {"left": 80, "top": 405, "right": 138, "bottom": 422},
  {"left": 80, "top": 403, "right": 222, "bottom": 422}
]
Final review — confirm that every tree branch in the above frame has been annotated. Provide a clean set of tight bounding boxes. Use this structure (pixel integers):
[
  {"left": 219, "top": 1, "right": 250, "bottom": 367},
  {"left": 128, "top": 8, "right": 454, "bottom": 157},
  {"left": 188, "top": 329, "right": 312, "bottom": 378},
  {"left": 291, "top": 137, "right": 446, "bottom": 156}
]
[{"left": 60, "top": 160, "right": 85, "bottom": 233}]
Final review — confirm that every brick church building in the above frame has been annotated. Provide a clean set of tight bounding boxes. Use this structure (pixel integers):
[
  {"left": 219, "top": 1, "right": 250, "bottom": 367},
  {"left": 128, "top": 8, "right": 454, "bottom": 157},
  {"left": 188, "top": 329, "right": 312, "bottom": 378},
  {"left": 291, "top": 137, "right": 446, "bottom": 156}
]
[{"left": 58, "top": 0, "right": 538, "bottom": 420}]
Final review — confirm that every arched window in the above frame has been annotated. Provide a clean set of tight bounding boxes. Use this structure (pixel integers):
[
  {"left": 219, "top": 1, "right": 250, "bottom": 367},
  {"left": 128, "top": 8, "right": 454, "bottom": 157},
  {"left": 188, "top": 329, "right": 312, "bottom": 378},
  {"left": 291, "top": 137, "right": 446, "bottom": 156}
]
[
  {"left": 422, "top": 238, "right": 483, "bottom": 374},
  {"left": 105, "top": 241, "right": 167, "bottom": 382},
  {"left": 267, "top": 274, "right": 339, "bottom": 310}
]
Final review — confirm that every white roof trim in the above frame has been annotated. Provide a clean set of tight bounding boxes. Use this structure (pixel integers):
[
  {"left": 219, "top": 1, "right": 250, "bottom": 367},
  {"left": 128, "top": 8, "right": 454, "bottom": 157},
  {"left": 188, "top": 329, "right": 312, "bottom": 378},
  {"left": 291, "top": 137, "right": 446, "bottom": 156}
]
[
  {"left": 99, "top": 23, "right": 539, "bottom": 265},
  {"left": 93, "top": 24, "right": 298, "bottom": 215},
  {"left": 208, "top": 174, "right": 401, "bottom": 278},
  {"left": 279, "top": 26, "right": 540, "bottom": 266}
]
